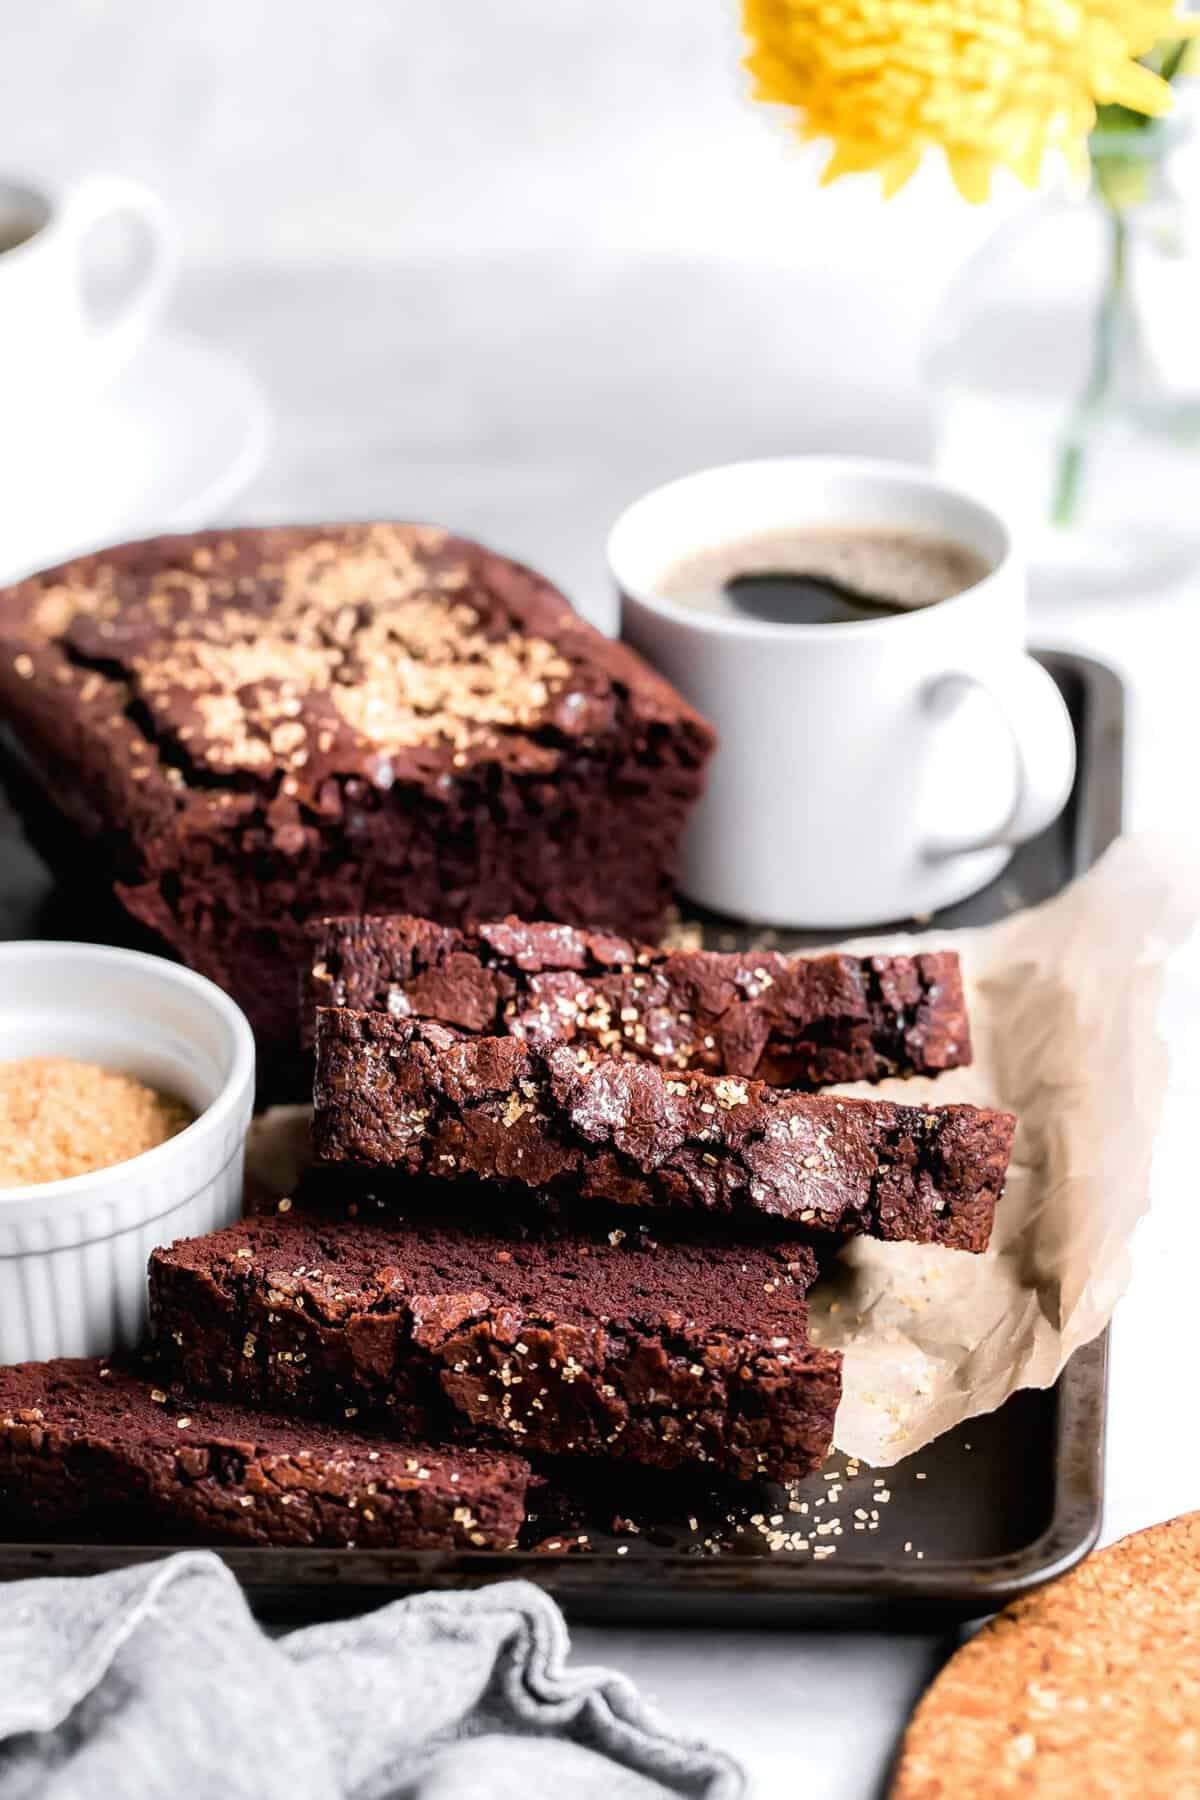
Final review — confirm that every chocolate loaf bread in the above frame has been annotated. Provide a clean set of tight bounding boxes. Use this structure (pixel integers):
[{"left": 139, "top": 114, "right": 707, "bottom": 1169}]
[
  {"left": 0, "top": 1358, "right": 528, "bottom": 1549},
  {"left": 308, "top": 914, "right": 971, "bottom": 1086},
  {"left": 313, "top": 1011, "right": 1013, "bottom": 1251},
  {"left": 149, "top": 1214, "right": 840, "bottom": 1483},
  {"left": 0, "top": 526, "right": 714, "bottom": 1077}
]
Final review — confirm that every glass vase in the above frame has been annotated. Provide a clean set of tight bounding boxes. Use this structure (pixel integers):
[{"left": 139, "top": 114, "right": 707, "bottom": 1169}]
[{"left": 926, "top": 123, "right": 1200, "bottom": 599}]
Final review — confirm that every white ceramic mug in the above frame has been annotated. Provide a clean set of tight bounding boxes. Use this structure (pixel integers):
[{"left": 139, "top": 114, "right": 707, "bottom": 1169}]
[
  {"left": 611, "top": 456, "right": 1076, "bottom": 928},
  {"left": 0, "top": 174, "right": 178, "bottom": 456}
]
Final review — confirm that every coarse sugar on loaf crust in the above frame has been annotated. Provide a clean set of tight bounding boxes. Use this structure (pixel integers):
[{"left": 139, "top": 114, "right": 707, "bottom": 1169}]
[
  {"left": 0, "top": 525, "right": 714, "bottom": 1078},
  {"left": 149, "top": 1212, "right": 839, "bottom": 1483},
  {"left": 0, "top": 1357, "right": 529, "bottom": 1549},
  {"left": 307, "top": 913, "right": 971, "bottom": 1086}
]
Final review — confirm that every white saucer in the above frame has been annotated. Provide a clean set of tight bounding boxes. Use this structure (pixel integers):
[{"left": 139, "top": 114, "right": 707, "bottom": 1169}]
[{"left": 0, "top": 330, "right": 271, "bottom": 585}]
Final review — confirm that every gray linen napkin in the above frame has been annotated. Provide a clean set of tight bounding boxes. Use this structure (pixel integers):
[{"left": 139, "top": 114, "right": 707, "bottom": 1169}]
[{"left": 0, "top": 1553, "right": 742, "bottom": 1800}]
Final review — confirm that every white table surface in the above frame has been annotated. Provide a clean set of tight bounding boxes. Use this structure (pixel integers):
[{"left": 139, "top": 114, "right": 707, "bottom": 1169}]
[{"left": 172, "top": 257, "right": 1200, "bottom": 1799}]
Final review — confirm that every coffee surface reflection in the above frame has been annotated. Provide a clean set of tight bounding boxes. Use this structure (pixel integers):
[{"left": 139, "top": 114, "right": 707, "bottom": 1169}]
[{"left": 657, "top": 528, "right": 989, "bottom": 625}]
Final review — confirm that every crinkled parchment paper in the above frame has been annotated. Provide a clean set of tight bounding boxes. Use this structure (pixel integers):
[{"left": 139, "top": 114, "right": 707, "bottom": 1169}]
[
  {"left": 248, "top": 835, "right": 1200, "bottom": 1469},
  {"left": 815, "top": 833, "right": 1200, "bottom": 1464}
]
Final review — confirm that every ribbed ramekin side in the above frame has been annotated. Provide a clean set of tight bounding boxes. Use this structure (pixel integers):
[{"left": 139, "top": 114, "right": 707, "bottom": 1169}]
[{"left": 0, "top": 1104, "right": 249, "bottom": 1363}]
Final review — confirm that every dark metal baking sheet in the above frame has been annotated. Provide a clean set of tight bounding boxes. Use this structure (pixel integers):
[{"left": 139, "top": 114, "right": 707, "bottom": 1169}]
[{"left": 0, "top": 650, "right": 1122, "bottom": 1623}]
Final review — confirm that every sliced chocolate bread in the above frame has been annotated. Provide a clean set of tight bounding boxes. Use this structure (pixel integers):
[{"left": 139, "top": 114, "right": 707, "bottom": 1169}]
[
  {"left": 149, "top": 1213, "right": 840, "bottom": 1483},
  {"left": 308, "top": 913, "right": 971, "bottom": 1087},
  {"left": 313, "top": 1011, "right": 1013, "bottom": 1251},
  {"left": 0, "top": 1359, "right": 528, "bottom": 1549}
]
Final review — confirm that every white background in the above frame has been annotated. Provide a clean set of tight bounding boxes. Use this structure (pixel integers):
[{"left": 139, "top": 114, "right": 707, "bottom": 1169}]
[{"left": 7, "top": 0, "right": 1012, "bottom": 281}]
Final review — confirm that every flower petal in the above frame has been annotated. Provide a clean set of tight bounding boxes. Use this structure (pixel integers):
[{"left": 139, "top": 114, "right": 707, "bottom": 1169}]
[{"left": 946, "top": 147, "right": 992, "bottom": 204}]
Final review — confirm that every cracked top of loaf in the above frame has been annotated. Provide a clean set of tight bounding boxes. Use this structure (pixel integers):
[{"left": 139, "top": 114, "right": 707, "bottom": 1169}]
[{"left": 0, "top": 522, "right": 714, "bottom": 822}]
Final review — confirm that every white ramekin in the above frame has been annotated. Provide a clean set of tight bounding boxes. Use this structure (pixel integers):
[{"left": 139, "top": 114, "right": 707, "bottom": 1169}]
[{"left": 0, "top": 942, "right": 255, "bottom": 1363}]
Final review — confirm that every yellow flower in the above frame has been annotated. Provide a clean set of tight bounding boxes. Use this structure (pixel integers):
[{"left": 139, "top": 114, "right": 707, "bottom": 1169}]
[{"left": 742, "top": 0, "right": 1198, "bottom": 201}]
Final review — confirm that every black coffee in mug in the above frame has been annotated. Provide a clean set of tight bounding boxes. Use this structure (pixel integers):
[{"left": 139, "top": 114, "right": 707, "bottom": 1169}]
[{"left": 656, "top": 528, "right": 988, "bottom": 625}]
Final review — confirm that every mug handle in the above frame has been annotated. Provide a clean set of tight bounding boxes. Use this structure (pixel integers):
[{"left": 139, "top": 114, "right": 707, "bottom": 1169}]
[
  {"left": 923, "top": 655, "right": 1077, "bottom": 856},
  {"left": 58, "top": 174, "right": 179, "bottom": 382}
]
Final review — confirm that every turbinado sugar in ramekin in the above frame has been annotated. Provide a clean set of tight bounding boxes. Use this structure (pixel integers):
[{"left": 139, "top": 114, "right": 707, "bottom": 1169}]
[{"left": 0, "top": 1058, "right": 194, "bottom": 1187}]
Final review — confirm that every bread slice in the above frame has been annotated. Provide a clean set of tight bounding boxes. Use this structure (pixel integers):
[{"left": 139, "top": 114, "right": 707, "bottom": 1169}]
[
  {"left": 313, "top": 1010, "right": 1012, "bottom": 1251},
  {"left": 308, "top": 914, "right": 971, "bottom": 1087},
  {"left": 0, "top": 1358, "right": 528, "bottom": 1549},
  {"left": 149, "top": 1212, "right": 840, "bottom": 1483}
]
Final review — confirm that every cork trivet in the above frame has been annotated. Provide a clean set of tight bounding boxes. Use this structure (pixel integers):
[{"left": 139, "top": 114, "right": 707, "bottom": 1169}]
[{"left": 891, "top": 1512, "right": 1200, "bottom": 1797}]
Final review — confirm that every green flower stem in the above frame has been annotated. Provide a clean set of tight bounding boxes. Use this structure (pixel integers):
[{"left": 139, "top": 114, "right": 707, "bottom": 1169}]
[
  {"left": 1047, "top": 35, "right": 1189, "bottom": 527},
  {"left": 1049, "top": 196, "right": 1129, "bottom": 528}
]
